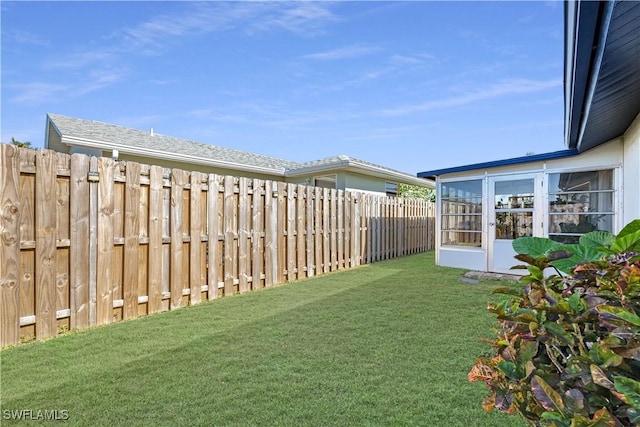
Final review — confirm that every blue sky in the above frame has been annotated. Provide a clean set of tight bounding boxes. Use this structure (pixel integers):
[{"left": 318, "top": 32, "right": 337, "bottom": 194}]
[{"left": 1, "top": 1, "right": 564, "bottom": 174}]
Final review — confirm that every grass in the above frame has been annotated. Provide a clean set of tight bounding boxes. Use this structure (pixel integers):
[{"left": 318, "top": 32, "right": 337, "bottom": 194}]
[{"left": 0, "top": 252, "right": 525, "bottom": 426}]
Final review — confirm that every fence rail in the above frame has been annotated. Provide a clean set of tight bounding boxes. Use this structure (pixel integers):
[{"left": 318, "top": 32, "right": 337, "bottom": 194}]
[{"left": 0, "top": 145, "right": 435, "bottom": 347}]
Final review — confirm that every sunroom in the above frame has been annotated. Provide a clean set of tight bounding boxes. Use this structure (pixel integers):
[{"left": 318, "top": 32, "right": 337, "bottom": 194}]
[{"left": 418, "top": 141, "right": 623, "bottom": 274}]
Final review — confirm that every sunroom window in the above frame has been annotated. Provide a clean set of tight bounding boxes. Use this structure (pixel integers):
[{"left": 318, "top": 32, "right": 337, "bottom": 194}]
[
  {"left": 440, "top": 180, "right": 482, "bottom": 247},
  {"left": 548, "top": 170, "right": 614, "bottom": 243}
]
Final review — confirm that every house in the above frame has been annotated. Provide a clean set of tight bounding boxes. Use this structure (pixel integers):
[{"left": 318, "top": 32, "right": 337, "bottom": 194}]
[
  {"left": 417, "top": 0, "right": 640, "bottom": 274},
  {"left": 45, "top": 113, "right": 433, "bottom": 196}
]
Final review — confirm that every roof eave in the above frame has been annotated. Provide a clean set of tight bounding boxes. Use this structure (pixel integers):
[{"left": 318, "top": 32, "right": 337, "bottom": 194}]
[
  {"left": 287, "top": 160, "right": 434, "bottom": 188},
  {"left": 60, "top": 136, "right": 287, "bottom": 176},
  {"left": 564, "top": 0, "right": 615, "bottom": 151},
  {"left": 417, "top": 149, "right": 580, "bottom": 179}
]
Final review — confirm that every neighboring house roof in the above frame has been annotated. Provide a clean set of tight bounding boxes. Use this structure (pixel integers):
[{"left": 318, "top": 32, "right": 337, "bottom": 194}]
[
  {"left": 46, "top": 113, "right": 433, "bottom": 188},
  {"left": 417, "top": 149, "right": 579, "bottom": 179},
  {"left": 564, "top": 0, "right": 640, "bottom": 152},
  {"left": 288, "top": 154, "right": 432, "bottom": 187},
  {"left": 47, "top": 113, "right": 298, "bottom": 175}
]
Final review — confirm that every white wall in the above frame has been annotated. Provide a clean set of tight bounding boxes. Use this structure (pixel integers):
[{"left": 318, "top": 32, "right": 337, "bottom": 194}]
[{"left": 623, "top": 112, "right": 640, "bottom": 224}]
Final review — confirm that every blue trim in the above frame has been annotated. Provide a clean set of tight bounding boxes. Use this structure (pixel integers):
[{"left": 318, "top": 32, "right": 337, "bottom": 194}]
[{"left": 416, "top": 149, "right": 579, "bottom": 178}]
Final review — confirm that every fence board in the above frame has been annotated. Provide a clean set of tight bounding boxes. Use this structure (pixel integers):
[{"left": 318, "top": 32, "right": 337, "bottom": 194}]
[
  {"left": 305, "top": 186, "right": 314, "bottom": 278},
  {"left": 35, "top": 150, "right": 57, "bottom": 339},
  {"left": 96, "top": 157, "right": 114, "bottom": 326},
  {"left": 276, "top": 182, "right": 286, "bottom": 284},
  {"left": 252, "top": 179, "right": 264, "bottom": 289},
  {"left": 0, "top": 145, "right": 21, "bottom": 346},
  {"left": 190, "top": 172, "right": 203, "bottom": 304},
  {"left": 70, "top": 154, "right": 90, "bottom": 329},
  {"left": 123, "top": 162, "right": 141, "bottom": 319},
  {"left": 286, "top": 183, "right": 296, "bottom": 281},
  {"left": 296, "top": 184, "right": 306, "bottom": 279},
  {"left": 314, "top": 187, "right": 322, "bottom": 276},
  {"left": 207, "top": 174, "right": 221, "bottom": 299},
  {"left": 170, "top": 169, "right": 186, "bottom": 309},
  {"left": 223, "top": 176, "right": 236, "bottom": 296},
  {"left": 264, "top": 180, "right": 277, "bottom": 287},
  {"left": 238, "top": 177, "right": 249, "bottom": 293}
]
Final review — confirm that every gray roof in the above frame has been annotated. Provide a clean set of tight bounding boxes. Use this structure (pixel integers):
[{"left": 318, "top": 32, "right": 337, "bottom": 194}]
[
  {"left": 47, "top": 113, "right": 431, "bottom": 186},
  {"left": 48, "top": 113, "right": 299, "bottom": 172}
]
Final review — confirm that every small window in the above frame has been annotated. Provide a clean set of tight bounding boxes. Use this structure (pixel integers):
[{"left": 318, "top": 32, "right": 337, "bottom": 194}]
[
  {"left": 385, "top": 182, "right": 398, "bottom": 197},
  {"left": 314, "top": 175, "right": 336, "bottom": 189},
  {"left": 548, "top": 170, "right": 614, "bottom": 243},
  {"left": 440, "top": 180, "right": 483, "bottom": 247}
]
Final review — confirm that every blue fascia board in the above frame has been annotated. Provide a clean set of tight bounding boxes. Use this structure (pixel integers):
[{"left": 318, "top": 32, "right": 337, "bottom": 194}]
[{"left": 417, "top": 149, "right": 579, "bottom": 179}]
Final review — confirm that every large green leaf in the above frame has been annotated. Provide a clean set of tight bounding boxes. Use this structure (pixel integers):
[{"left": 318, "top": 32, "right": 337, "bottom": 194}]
[
  {"left": 590, "top": 364, "right": 614, "bottom": 390},
  {"left": 579, "top": 231, "right": 615, "bottom": 250},
  {"left": 611, "top": 230, "right": 640, "bottom": 253},
  {"left": 512, "top": 237, "right": 562, "bottom": 257},
  {"left": 543, "top": 321, "right": 575, "bottom": 345},
  {"left": 531, "top": 375, "right": 565, "bottom": 412},
  {"left": 549, "top": 245, "right": 608, "bottom": 274},
  {"left": 589, "top": 343, "right": 623, "bottom": 368},
  {"left": 617, "top": 219, "right": 640, "bottom": 239},
  {"left": 613, "top": 376, "right": 640, "bottom": 409},
  {"left": 597, "top": 306, "right": 640, "bottom": 327}
]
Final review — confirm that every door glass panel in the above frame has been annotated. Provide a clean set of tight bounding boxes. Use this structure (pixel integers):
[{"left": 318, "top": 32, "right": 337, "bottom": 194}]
[
  {"left": 495, "top": 212, "right": 534, "bottom": 239},
  {"left": 494, "top": 179, "right": 534, "bottom": 240}
]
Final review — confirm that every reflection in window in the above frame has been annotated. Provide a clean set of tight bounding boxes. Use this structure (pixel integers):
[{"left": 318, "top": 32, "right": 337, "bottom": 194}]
[
  {"left": 493, "top": 179, "right": 534, "bottom": 240},
  {"left": 548, "top": 170, "right": 614, "bottom": 243},
  {"left": 440, "top": 180, "right": 482, "bottom": 247}
]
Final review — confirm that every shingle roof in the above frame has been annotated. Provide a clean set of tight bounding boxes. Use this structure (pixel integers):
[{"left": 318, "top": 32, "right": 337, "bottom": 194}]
[
  {"left": 47, "top": 113, "right": 432, "bottom": 187},
  {"left": 48, "top": 113, "right": 300, "bottom": 173}
]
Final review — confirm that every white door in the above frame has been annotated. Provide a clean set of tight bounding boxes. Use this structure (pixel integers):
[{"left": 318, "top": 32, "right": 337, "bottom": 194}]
[{"left": 488, "top": 175, "right": 541, "bottom": 274}]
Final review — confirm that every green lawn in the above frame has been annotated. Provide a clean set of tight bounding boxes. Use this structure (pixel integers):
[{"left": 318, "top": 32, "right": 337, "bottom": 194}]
[{"left": 0, "top": 252, "right": 525, "bottom": 426}]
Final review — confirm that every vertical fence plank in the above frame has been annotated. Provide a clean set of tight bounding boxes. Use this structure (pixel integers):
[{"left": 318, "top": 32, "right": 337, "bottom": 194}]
[
  {"left": 322, "top": 188, "right": 330, "bottom": 273},
  {"left": 330, "top": 189, "right": 337, "bottom": 271},
  {"left": 123, "top": 162, "right": 140, "bottom": 319},
  {"left": 96, "top": 157, "right": 114, "bottom": 326},
  {"left": 252, "top": 179, "right": 264, "bottom": 289},
  {"left": 190, "top": 172, "right": 203, "bottom": 304},
  {"left": 276, "top": 182, "right": 286, "bottom": 284},
  {"left": 0, "top": 145, "right": 21, "bottom": 346},
  {"left": 223, "top": 176, "right": 236, "bottom": 296},
  {"left": 238, "top": 177, "right": 249, "bottom": 293},
  {"left": 264, "top": 180, "right": 277, "bottom": 287},
  {"left": 305, "top": 186, "right": 315, "bottom": 278},
  {"left": 344, "top": 192, "right": 352, "bottom": 267},
  {"left": 296, "top": 184, "right": 306, "bottom": 279},
  {"left": 35, "top": 150, "right": 57, "bottom": 339},
  {"left": 70, "top": 154, "right": 90, "bottom": 329},
  {"left": 286, "top": 183, "right": 296, "bottom": 281},
  {"left": 170, "top": 169, "right": 186, "bottom": 309},
  {"left": 207, "top": 174, "right": 221, "bottom": 299},
  {"left": 314, "top": 187, "right": 323, "bottom": 276},
  {"left": 148, "top": 166, "right": 163, "bottom": 312},
  {"left": 337, "top": 190, "right": 344, "bottom": 269}
]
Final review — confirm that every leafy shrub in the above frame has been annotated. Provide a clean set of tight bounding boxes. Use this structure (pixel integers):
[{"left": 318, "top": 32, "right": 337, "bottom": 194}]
[{"left": 469, "top": 220, "right": 640, "bottom": 426}]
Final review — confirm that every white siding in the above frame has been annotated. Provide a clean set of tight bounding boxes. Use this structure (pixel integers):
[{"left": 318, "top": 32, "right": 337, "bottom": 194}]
[{"left": 623, "top": 112, "right": 640, "bottom": 224}]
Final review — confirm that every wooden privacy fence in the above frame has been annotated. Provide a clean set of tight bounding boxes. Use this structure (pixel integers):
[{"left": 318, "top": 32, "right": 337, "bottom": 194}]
[{"left": 0, "top": 145, "right": 435, "bottom": 347}]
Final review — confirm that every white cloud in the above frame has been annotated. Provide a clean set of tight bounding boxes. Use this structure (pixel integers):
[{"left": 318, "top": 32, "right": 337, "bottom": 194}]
[
  {"left": 379, "top": 78, "right": 562, "bottom": 117},
  {"left": 9, "top": 82, "right": 68, "bottom": 104},
  {"left": 303, "top": 44, "right": 382, "bottom": 61}
]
